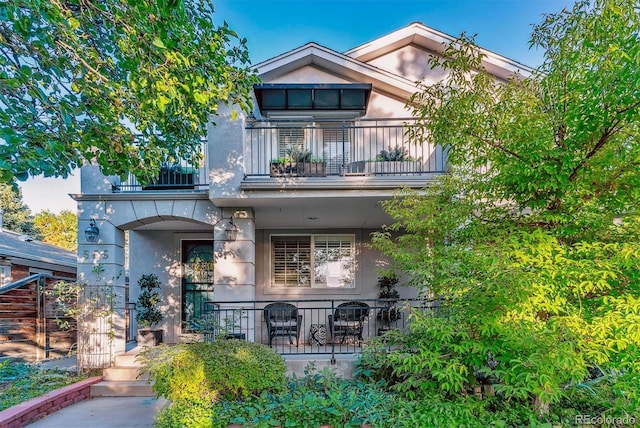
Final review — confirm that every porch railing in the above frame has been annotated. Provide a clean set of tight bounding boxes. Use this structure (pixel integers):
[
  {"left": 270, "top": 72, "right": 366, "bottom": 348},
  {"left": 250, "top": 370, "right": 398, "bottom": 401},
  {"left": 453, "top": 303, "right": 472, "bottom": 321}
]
[
  {"left": 125, "top": 303, "right": 136, "bottom": 344},
  {"left": 195, "top": 298, "right": 443, "bottom": 360},
  {"left": 244, "top": 118, "right": 448, "bottom": 178}
]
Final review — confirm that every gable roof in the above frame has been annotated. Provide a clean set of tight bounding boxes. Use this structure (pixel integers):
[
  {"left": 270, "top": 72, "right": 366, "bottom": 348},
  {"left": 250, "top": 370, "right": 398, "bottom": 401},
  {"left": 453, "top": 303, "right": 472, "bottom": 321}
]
[
  {"left": 255, "top": 22, "right": 534, "bottom": 92},
  {"left": 255, "top": 42, "right": 418, "bottom": 100},
  {"left": 0, "top": 229, "right": 76, "bottom": 269},
  {"left": 344, "top": 22, "right": 534, "bottom": 80}
]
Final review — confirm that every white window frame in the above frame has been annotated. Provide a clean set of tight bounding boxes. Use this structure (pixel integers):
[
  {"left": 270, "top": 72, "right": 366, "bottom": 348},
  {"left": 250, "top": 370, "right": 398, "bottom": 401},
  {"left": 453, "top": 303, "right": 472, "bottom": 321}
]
[
  {"left": 0, "top": 265, "right": 11, "bottom": 286},
  {"left": 270, "top": 234, "right": 356, "bottom": 289}
]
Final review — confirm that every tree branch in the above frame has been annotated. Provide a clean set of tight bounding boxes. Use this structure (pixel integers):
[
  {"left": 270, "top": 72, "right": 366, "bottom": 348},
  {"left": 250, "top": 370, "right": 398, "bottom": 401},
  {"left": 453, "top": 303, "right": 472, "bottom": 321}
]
[{"left": 54, "top": 40, "right": 108, "bottom": 82}]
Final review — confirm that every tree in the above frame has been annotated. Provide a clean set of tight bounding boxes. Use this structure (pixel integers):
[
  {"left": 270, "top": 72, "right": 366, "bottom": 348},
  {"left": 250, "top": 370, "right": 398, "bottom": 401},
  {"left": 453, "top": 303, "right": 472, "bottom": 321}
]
[
  {"left": 367, "top": 0, "right": 640, "bottom": 417},
  {"left": 33, "top": 210, "right": 77, "bottom": 251},
  {"left": 0, "top": 182, "right": 40, "bottom": 236},
  {"left": 0, "top": 0, "right": 259, "bottom": 184}
]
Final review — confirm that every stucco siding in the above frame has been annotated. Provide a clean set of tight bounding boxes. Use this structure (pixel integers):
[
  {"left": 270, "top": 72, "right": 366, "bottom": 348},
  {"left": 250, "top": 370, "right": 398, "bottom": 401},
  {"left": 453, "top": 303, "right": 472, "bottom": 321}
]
[
  {"left": 270, "top": 65, "right": 352, "bottom": 84},
  {"left": 367, "top": 44, "right": 448, "bottom": 84}
]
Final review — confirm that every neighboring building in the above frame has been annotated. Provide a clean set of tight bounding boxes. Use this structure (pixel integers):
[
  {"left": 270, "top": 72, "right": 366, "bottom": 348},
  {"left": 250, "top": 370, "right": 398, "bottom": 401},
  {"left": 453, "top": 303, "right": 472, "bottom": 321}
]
[
  {"left": 75, "top": 22, "right": 531, "bottom": 366},
  {"left": 0, "top": 224, "right": 77, "bottom": 362}
]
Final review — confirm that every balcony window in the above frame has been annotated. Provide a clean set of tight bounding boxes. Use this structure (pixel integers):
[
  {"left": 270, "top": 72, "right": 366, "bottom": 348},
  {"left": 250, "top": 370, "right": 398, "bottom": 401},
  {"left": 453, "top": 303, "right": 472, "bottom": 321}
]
[
  {"left": 254, "top": 83, "right": 372, "bottom": 116},
  {"left": 271, "top": 234, "right": 355, "bottom": 289}
]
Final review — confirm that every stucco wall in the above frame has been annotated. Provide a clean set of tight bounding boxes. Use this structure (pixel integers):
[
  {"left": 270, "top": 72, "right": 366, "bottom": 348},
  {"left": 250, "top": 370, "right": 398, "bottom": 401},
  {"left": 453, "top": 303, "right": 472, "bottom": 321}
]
[
  {"left": 129, "top": 230, "right": 215, "bottom": 344},
  {"left": 366, "top": 44, "right": 448, "bottom": 85}
]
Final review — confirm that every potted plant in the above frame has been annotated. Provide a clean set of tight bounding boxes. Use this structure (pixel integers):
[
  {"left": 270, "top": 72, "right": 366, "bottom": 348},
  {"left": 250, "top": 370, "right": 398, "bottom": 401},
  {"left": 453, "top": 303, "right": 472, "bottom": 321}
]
[
  {"left": 136, "top": 273, "right": 164, "bottom": 346},
  {"left": 376, "top": 275, "right": 401, "bottom": 333},
  {"left": 365, "top": 145, "right": 420, "bottom": 174},
  {"left": 304, "top": 155, "right": 327, "bottom": 176},
  {"left": 270, "top": 147, "right": 326, "bottom": 177},
  {"left": 270, "top": 155, "right": 293, "bottom": 177}
]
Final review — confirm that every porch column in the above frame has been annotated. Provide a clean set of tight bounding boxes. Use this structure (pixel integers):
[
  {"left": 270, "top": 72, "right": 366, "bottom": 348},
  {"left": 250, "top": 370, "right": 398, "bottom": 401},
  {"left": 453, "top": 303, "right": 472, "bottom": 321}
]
[
  {"left": 213, "top": 208, "right": 255, "bottom": 341},
  {"left": 77, "top": 202, "right": 126, "bottom": 370}
]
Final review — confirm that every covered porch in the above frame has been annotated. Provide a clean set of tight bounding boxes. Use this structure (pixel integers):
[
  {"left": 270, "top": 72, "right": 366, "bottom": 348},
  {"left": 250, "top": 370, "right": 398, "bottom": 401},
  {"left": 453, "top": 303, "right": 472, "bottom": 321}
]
[{"left": 179, "top": 297, "right": 442, "bottom": 360}]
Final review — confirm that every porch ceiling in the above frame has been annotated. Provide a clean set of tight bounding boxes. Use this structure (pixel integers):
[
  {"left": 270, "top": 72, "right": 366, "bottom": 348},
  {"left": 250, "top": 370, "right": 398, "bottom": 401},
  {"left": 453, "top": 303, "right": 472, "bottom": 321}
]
[{"left": 250, "top": 196, "right": 394, "bottom": 229}]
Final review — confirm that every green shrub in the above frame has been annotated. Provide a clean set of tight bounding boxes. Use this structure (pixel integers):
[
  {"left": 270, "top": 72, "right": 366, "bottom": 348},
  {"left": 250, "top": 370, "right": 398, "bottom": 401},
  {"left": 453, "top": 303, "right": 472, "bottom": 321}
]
[
  {"left": 154, "top": 400, "right": 214, "bottom": 428},
  {"left": 211, "top": 365, "right": 398, "bottom": 428},
  {"left": 138, "top": 340, "right": 287, "bottom": 404}
]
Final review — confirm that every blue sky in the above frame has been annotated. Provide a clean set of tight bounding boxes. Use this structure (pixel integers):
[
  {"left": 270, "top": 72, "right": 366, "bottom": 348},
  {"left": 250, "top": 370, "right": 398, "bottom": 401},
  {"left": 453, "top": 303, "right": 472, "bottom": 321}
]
[
  {"left": 213, "top": 0, "right": 577, "bottom": 67},
  {"left": 20, "top": 0, "right": 577, "bottom": 214}
]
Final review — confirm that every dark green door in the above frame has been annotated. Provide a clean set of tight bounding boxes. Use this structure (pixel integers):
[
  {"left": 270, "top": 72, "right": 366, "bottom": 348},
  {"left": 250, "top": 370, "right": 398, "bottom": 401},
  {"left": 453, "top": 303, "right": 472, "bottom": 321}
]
[{"left": 182, "top": 240, "right": 214, "bottom": 331}]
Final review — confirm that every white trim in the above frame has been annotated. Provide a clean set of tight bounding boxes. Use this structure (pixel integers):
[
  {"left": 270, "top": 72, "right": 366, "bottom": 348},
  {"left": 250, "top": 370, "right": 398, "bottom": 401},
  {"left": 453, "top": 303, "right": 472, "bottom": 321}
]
[
  {"left": 0, "top": 265, "right": 11, "bottom": 286},
  {"left": 344, "top": 22, "right": 534, "bottom": 79},
  {"left": 255, "top": 43, "right": 418, "bottom": 100},
  {"left": 269, "top": 233, "right": 356, "bottom": 289}
]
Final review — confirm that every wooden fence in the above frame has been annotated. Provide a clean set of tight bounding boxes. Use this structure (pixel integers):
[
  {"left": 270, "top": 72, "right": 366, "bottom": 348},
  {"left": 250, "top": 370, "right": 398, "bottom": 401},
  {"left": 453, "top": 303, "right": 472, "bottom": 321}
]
[{"left": 0, "top": 273, "right": 76, "bottom": 362}]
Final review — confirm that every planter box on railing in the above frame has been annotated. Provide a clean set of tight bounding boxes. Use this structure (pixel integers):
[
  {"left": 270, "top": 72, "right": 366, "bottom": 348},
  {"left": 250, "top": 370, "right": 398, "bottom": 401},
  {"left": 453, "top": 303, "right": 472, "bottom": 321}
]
[
  {"left": 270, "top": 162, "right": 327, "bottom": 177},
  {"left": 348, "top": 160, "right": 422, "bottom": 175}
]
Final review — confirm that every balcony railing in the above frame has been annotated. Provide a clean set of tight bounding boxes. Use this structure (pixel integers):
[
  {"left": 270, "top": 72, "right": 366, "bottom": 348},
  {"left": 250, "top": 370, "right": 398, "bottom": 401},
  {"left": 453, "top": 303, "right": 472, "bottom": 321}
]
[
  {"left": 114, "top": 140, "right": 209, "bottom": 192},
  {"left": 185, "top": 298, "right": 443, "bottom": 359},
  {"left": 244, "top": 118, "right": 448, "bottom": 178}
]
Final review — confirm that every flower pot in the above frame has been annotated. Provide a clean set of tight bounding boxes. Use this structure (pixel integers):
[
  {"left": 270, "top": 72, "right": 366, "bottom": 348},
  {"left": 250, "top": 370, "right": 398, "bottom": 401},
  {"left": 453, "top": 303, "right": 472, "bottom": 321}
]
[
  {"left": 302, "top": 161, "right": 327, "bottom": 176},
  {"left": 270, "top": 161, "right": 300, "bottom": 177},
  {"left": 137, "top": 328, "right": 163, "bottom": 347}
]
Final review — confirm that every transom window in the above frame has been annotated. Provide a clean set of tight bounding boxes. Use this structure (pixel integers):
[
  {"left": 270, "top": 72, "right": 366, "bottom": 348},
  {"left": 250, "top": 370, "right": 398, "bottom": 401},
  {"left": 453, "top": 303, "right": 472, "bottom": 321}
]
[{"left": 271, "top": 234, "right": 355, "bottom": 288}]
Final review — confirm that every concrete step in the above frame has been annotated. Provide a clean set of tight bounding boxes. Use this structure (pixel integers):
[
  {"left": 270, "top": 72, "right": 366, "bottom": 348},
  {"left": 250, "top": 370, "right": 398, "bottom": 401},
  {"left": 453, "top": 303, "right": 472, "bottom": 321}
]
[
  {"left": 114, "top": 353, "right": 143, "bottom": 367},
  {"left": 90, "top": 380, "right": 154, "bottom": 397},
  {"left": 103, "top": 366, "right": 149, "bottom": 381}
]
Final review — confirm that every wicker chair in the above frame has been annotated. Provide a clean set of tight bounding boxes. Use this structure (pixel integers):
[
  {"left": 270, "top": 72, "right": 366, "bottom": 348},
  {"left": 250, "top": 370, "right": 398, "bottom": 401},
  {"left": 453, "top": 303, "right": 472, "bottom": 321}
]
[
  {"left": 328, "top": 301, "right": 370, "bottom": 345},
  {"left": 264, "top": 302, "right": 303, "bottom": 347}
]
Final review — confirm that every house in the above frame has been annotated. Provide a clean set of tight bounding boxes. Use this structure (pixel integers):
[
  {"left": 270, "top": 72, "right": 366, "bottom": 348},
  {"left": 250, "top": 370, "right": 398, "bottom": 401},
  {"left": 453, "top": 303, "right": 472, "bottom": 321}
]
[
  {"left": 0, "top": 220, "right": 77, "bottom": 362},
  {"left": 74, "top": 22, "right": 531, "bottom": 367}
]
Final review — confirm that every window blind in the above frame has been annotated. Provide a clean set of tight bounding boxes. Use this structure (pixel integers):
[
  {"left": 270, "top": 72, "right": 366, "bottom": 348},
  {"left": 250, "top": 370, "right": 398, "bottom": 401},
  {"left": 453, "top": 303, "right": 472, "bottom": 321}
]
[{"left": 272, "top": 236, "right": 311, "bottom": 287}]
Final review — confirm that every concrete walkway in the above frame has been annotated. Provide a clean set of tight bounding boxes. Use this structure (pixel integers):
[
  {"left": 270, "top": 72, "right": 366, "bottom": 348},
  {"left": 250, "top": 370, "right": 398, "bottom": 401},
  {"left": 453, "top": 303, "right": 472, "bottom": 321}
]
[
  {"left": 25, "top": 396, "right": 169, "bottom": 428},
  {"left": 22, "top": 355, "right": 168, "bottom": 427}
]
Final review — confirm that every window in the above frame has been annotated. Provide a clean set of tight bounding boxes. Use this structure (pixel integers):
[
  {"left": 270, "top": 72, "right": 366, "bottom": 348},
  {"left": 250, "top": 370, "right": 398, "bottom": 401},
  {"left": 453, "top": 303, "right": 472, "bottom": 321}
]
[
  {"left": 272, "top": 236, "right": 311, "bottom": 287},
  {"left": 0, "top": 265, "right": 11, "bottom": 286},
  {"left": 322, "top": 123, "right": 353, "bottom": 174},
  {"left": 278, "top": 127, "right": 306, "bottom": 158},
  {"left": 271, "top": 235, "right": 355, "bottom": 288}
]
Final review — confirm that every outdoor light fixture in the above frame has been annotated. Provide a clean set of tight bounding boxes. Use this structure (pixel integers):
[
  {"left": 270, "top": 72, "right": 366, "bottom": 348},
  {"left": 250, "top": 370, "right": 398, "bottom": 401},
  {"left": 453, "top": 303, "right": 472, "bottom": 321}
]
[
  {"left": 224, "top": 216, "right": 239, "bottom": 242},
  {"left": 84, "top": 219, "right": 100, "bottom": 243}
]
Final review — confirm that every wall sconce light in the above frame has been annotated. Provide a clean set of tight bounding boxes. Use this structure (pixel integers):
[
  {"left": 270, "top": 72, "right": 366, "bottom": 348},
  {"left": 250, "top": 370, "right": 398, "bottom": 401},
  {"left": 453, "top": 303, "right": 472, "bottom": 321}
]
[
  {"left": 224, "top": 216, "right": 239, "bottom": 242},
  {"left": 84, "top": 219, "right": 100, "bottom": 243}
]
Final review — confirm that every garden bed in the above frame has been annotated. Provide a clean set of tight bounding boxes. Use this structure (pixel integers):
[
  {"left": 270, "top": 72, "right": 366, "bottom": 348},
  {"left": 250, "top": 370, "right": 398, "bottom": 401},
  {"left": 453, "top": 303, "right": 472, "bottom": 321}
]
[{"left": 0, "top": 376, "right": 102, "bottom": 428}]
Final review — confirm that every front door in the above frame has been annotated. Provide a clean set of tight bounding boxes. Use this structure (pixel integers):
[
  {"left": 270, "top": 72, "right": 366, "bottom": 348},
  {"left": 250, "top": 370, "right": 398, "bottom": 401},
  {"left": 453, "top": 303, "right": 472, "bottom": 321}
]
[{"left": 182, "top": 240, "right": 214, "bottom": 330}]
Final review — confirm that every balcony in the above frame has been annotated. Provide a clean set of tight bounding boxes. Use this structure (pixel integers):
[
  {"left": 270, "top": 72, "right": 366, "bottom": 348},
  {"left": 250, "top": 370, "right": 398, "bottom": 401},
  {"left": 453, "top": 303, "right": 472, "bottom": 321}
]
[
  {"left": 244, "top": 118, "right": 448, "bottom": 180},
  {"left": 114, "top": 140, "right": 209, "bottom": 193}
]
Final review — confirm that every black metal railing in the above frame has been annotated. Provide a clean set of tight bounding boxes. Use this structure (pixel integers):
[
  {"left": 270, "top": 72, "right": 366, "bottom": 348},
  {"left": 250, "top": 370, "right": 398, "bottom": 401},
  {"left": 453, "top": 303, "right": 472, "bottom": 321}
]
[
  {"left": 194, "top": 298, "right": 443, "bottom": 360},
  {"left": 125, "top": 303, "right": 136, "bottom": 343},
  {"left": 115, "top": 140, "right": 209, "bottom": 192},
  {"left": 244, "top": 118, "right": 448, "bottom": 178}
]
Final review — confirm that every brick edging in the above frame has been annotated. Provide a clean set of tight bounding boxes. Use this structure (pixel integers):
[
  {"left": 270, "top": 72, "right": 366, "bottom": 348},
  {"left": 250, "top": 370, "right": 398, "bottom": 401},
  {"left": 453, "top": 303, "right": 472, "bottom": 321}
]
[{"left": 0, "top": 376, "right": 103, "bottom": 428}]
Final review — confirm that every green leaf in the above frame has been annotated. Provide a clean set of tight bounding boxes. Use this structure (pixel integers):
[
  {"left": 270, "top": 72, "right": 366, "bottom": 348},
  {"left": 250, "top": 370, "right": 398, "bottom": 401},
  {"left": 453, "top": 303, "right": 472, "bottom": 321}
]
[{"left": 152, "top": 38, "right": 166, "bottom": 49}]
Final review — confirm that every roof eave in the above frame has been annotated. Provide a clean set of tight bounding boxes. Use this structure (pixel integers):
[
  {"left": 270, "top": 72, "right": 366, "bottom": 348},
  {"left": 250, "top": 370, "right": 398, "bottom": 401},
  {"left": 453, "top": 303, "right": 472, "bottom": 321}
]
[
  {"left": 255, "top": 43, "right": 417, "bottom": 100},
  {"left": 344, "top": 22, "right": 534, "bottom": 80}
]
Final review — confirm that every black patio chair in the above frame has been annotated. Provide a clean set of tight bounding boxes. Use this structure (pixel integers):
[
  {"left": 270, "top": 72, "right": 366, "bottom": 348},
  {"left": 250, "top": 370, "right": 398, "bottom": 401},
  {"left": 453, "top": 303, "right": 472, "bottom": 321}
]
[
  {"left": 328, "top": 301, "right": 370, "bottom": 345},
  {"left": 264, "top": 302, "right": 303, "bottom": 347}
]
